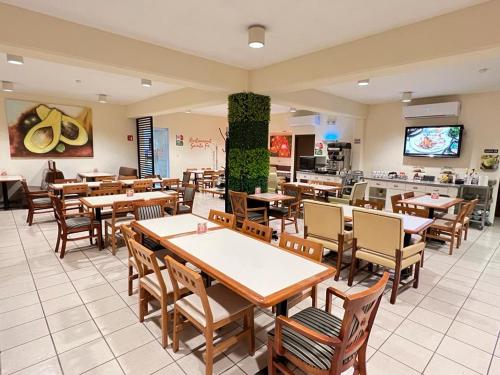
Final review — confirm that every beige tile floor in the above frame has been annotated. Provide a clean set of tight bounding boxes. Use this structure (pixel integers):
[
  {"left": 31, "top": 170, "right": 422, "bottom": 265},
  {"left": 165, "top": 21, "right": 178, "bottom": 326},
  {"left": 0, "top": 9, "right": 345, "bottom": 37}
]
[{"left": 1, "top": 193, "right": 500, "bottom": 374}]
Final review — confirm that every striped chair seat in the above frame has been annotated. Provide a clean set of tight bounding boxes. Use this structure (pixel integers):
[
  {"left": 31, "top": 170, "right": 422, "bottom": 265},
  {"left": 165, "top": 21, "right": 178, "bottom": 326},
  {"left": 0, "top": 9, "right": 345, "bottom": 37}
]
[
  {"left": 136, "top": 205, "right": 163, "bottom": 220},
  {"left": 66, "top": 217, "right": 100, "bottom": 229},
  {"left": 32, "top": 197, "right": 52, "bottom": 206},
  {"left": 143, "top": 236, "right": 164, "bottom": 251},
  {"left": 268, "top": 307, "right": 341, "bottom": 371}
]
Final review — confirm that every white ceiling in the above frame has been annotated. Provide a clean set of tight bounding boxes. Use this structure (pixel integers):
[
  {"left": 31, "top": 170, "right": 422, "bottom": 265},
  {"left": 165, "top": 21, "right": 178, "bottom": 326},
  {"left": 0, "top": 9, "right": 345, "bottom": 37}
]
[
  {"left": 0, "top": 0, "right": 488, "bottom": 69},
  {"left": 319, "top": 51, "right": 500, "bottom": 104},
  {"left": 0, "top": 54, "right": 182, "bottom": 104},
  {"left": 192, "top": 103, "right": 291, "bottom": 117}
]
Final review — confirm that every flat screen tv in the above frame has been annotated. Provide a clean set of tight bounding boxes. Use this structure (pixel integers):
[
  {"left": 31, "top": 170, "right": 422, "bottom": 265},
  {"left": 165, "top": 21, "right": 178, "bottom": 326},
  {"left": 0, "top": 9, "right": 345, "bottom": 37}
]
[{"left": 404, "top": 125, "right": 464, "bottom": 158}]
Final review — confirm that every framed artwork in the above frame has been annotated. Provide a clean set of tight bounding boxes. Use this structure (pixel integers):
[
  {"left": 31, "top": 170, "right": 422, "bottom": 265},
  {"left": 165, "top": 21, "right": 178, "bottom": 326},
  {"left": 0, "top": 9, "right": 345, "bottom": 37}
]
[
  {"left": 269, "top": 134, "right": 292, "bottom": 158},
  {"left": 6, "top": 99, "right": 93, "bottom": 157}
]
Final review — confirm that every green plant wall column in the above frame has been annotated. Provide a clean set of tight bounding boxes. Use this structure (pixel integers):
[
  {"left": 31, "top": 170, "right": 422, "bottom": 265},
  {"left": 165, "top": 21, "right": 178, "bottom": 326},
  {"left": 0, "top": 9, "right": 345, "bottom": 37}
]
[{"left": 227, "top": 92, "right": 270, "bottom": 200}]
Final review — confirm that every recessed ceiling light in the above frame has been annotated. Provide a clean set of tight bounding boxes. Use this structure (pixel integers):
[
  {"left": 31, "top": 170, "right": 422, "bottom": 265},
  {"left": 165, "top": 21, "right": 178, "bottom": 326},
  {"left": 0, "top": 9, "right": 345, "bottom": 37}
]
[
  {"left": 141, "top": 78, "right": 152, "bottom": 87},
  {"left": 478, "top": 67, "right": 489, "bottom": 74},
  {"left": 97, "top": 94, "right": 107, "bottom": 103},
  {"left": 75, "top": 79, "right": 82, "bottom": 84},
  {"left": 6, "top": 54, "right": 23, "bottom": 65},
  {"left": 357, "top": 79, "right": 370, "bottom": 86},
  {"left": 248, "top": 25, "right": 265, "bottom": 49},
  {"left": 401, "top": 91, "right": 412, "bottom": 103},
  {"left": 185, "top": 109, "right": 191, "bottom": 114},
  {"left": 1, "top": 81, "right": 14, "bottom": 92},
  {"left": 289, "top": 107, "right": 297, "bottom": 113}
]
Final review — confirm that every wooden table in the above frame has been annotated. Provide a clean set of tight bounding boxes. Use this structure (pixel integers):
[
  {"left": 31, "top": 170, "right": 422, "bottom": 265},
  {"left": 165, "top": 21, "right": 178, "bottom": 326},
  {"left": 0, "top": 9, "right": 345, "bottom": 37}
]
[
  {"left": 286, "top": 182, "right": 341, "bottom": 199},
  {"left": 50, "top": 178, "right": 166, "bottom": 192},
  {"left": 0, "top": 175, "right": 23, "bottom": 210},
  {"left": 160, "top": 228, "right": 334, "bottom": 316},
  {"left": 399, "top": 195, "right": 463, "bottom": 218},
  {"left": 132, "top": 214, "right": 221, "bottom": 241},
  {"left": 77, "top": 172, "right": 115, "bottom": 181},
  {"left": 201, "top": 187, "right": 225, "bottom": 197},
  {"left": 336, "top": 204, "right": 434, "bottom": 246},
  {"left": 247, "top": 192, "right": 295, "bottom": 203}
]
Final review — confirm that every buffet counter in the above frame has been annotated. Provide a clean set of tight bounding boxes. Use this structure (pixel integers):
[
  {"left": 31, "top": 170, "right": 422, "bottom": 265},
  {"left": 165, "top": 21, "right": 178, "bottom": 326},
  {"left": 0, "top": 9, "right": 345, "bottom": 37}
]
[{"left": 295, "top": 171, "right": 343, "bottom": 184}]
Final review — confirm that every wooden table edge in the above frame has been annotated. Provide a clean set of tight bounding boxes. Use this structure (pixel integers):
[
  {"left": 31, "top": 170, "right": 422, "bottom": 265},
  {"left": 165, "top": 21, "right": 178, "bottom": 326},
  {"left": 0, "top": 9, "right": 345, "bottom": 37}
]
[{"left": 398, "top": 196, "right": 464, "bottom": 209}]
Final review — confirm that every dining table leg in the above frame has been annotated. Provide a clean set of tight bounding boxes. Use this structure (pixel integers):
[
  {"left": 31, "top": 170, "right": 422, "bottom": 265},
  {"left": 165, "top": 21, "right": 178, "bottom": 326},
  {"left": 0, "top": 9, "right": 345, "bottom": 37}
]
[
  {"left": 94, "top": 207, "right": 104, "bottom": 244},
  {"left": 2, "top": 182, "right": 9, "bottom": 210},
  {"left": 275, "top": 300, "right": 288, "bottom": 317}
]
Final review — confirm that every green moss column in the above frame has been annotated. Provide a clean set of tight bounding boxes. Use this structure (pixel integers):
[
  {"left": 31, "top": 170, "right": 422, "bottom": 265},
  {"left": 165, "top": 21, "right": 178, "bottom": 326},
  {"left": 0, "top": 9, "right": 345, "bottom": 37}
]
[{"left": 226, "top": 93, "right": 270, "bottom": 209}]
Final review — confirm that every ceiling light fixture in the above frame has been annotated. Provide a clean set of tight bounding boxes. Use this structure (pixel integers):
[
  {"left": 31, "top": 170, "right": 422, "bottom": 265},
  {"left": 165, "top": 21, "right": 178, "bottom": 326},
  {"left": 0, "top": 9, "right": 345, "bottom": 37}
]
[
  {"left": 357, "top": 79, "right": 370, "bottom": 86},
  {"left": 289, "top": 107, "right": 297, "bottom": 113},
  {"left": 248, "top": 25, "right": 265, "bottom": 48},
  {"left": 6, "top": 54, "right": 24, "bottom": 65},
  {"left": 141, "top": 78, "right": 152, "bottom": 87},
  {"left": 1, "top": 81, "right": 14, "bottom": 92},
  {"left": 401, "top": 91, "right": 412, "bottom": 103},
  {"left": 97, "top": 94, "right": 107, "bottom": 103},
  {"left": 185, "top": 109, "right": 191, "bottom": 114}
]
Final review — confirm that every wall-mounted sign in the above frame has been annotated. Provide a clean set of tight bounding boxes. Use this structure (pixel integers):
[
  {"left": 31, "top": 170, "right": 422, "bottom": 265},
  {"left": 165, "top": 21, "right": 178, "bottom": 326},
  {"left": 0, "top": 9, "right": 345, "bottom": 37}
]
[
  {"left": 484, "top": 148, "right": 498, "bottom": 154},
  {"left": 127, "top": 135, "right": 133, "bottom": 141},
  {"left": 354, "top": 138, "right": 361, "bottom": 144},
  {"left": 189, "top": 137, "right": 212, "bottom": 149},
  {"left": 176, "top": 134, "right": 184, "bottom": 146}
]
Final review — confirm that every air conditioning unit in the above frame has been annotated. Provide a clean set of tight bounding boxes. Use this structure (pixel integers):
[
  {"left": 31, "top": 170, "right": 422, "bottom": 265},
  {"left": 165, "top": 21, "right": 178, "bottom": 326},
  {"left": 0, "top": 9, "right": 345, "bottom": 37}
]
[
  {"left": 288, "top": 114, "right": 322, "bottom": 127},
  {"left": 402, "top": 102, "right": 460, "bottom": 119}
]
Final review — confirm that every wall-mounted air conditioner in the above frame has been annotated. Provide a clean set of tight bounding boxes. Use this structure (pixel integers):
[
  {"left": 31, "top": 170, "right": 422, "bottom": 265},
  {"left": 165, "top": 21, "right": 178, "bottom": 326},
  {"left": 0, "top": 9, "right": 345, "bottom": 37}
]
[
  {"left": 402, "top": 101, "right": 460, "bottom": 119},
  {"left": 288, "top": 114, "right": 321, "bottom": 127}
]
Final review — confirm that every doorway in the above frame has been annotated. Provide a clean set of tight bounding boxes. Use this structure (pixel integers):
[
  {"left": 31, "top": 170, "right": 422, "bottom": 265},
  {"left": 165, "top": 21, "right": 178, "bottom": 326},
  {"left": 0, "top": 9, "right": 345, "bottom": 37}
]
[
  {"left": 293, "top": 134, "right": 315, "bottom": 180},
  {"left": 153, "top": 128, "right": 169, "bottom": 177}
]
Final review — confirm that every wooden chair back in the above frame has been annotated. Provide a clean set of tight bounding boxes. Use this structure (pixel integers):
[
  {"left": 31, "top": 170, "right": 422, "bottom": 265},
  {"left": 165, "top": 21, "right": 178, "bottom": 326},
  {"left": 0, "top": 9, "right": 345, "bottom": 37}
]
[
  {"left": 303, "top": 200, "right": 345, "bottom": 239},
  {"left": 121, "top": 223, "right": 138, "bottom": 258},
  {"left": 400, "top": 205, "right": 429, "bottom": 218},
  {"left": 50, "top": 194, "right": 67, "bottom": 228},
  {"left": 349, "top": 182, "right": 368, "bottom": 202},
  {"left": 403, "top": 191, "right": 415, "bottom": 199},
  {"left": 129, "top": 239, "right": 167, "bottom": 295},
  {"left": 465, "top": 198, "right": 479, "bottom": 219},
  {"left": 132, "top": 179, "right": 153, "bottom": 192},
  {"left": 208, "top": 209, "right": 236, "bottom": 229},
  {"left": 300, "top": 185, "right": 316, "bottom": 200},
  {"left": 62, "top": 183, "right": 88, "bottom": 197},
  {"left": 353, "top": 199, "right": 384, "bottom": 211},
  {"left": 182, "top": 184, "right": 196, "bottom": 203},
  {"left": 329, "top": 273, "right": 389, "bottom": 372},
  {"left": 113, "top": 200, "right": 141, "bottom": 218},
  {"left": 145, "top": 174, "right": 161, "bottom": 180},
  {"left": 90, "top": 187, "right": 121, "bottom": 196},
  {"left": 241, "top": 219, "right": 272, "bottom": 243},
  {"left": 182, "top": 171, "right": 191, "bottom": 185},
  {"left": 133, "top": 198, "right": 168, "bottom": 220},
  {"left": 165, "top": 256, "right": 213, "bottom": 324},
  {"left": 95, "top": 175, "right": 116, "bottom": 181},
  {"left": 161, "top": 178, "right": 180, "bottom": 191},
  {"left": 54, "top": 178, "right": 78, "bottom": 183},
  {"left": 352, "top": 208, "right": 404, "bottom": 257},
  {"left": 282, "top": 184, "right": 301, "bottom": 205},
  {"left": 390, "top": 193, "right": 403, "bottom": 213},
  {"left": 101, "top": 181, "right": 123, "bottom": 190},
  {"left": 229, "top": 191, "right": 248, "bottom": 218},
  {"left": 119, "top": 175, "right": 137, "bottom": 180},
  {"left": 279, "top": 232, "right": 323, "bottom": 262}
]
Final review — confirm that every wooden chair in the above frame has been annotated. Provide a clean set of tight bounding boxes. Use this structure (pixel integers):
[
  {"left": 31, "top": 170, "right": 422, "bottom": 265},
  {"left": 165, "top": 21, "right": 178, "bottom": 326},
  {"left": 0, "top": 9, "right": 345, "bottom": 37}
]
[
  {"left": 105, "top": 200, "right": 140, "bottom": 255},
  {"left": 300, "top": 185, "right": 316, "bottom": 201},
  {"left": 95, "top": 175, "right": 117, "bottom": 181},
  {"left": 90, "top": 187, "right": 121, "bottom": 196},
  {"left": 130, "top": 239, "right": 180, "bottom": 348},
  {"left": 119, "top": 175, "right": 137, "bottom": 180},
  {"left": 165, "top": 256, "right": 255, "bottom": 375},
  {"left": 62, "top": 183, "right": 88, "bottom": 210},
  {"left": 241, "top": 219, "right": 272, "bottom": 243},
  {"left": 173, "top": 184, "right": 195, "bottom": 215},
  {"left": 161, "top": 178, "right": 180, "bottom": 192},
  {"left": 269, "top": 184, "right": 301, "bottom": 233},
  {"left": 118, "top": 166, "right": 138, "bottom": 180},
  {"left": 54, "top": 178, "right": 79, "bottom": 183},
  {"left": 268, "top": 273, "right": 389, "bottom": 375},
  {"left": 403, "top": 191, "right": 415, "bottom": 199},
  {"left": 426, "top": 202, "right": 470, "bottom": 254},
  {"left": 20, "top": 180, "right": 52, "bottom": 226},
  {"left": 278, "top": 233, "right": 323, "bottom": 309},
  {"left": 207, "top": 209, "right": 235, "bottom": 229},
  {"left": 132, "top": 179, "right": 153, "bottom": 193},
  {"left": 352, "top": 199, "right": 384, "bottom": 211},
  {"left": 399, "top": 205, "right": 429, "bottom": 266},
  {"left": 348, "top": 208, "right": 424, "bottom": 304},
  {"left": 439, "top": 199, "right": 478, "bottom": 242},
  {"left": 229, "top": 190, "right": 268, "bottom": 227},
  {"left": 133, "top": 198, "right": 168, "bottom": 220},
  {"left": 50, "top": 194, "right": 102, "bottom": 258},
  {"left": 390, "top": 193, "right": 404, "bottom": 213},
  {"left": 328, "top": 182, "right": 367, "bottom": 205},
  {"left": 303, "top": 200, "right": 353, "bottom": 281},
  {"left": 121, "top": 224, "right": 140, "bottom": 296},
  {"left": 202, "top": 170, "right": 216, "bottom": 189},
  {"left": 100, "top": 181, "right": 123, "bottom": 191}
]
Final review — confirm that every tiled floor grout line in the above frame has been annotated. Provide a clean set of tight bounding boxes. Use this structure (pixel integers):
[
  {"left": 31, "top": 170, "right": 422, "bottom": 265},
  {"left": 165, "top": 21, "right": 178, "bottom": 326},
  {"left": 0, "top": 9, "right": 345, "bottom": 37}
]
[
  {"left": 10, "top": 217, "right": 65, "bottom": 375},
  {"left": 420, "top": 232, "right": 500, "bottom": 374},
  {"left": 487, "top": 332, "right": 500, "bottom": 374}
]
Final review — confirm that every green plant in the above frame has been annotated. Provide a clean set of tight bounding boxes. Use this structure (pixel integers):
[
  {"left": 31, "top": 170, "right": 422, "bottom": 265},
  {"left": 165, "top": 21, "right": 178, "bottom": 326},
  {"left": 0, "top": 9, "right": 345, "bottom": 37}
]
[{"left": 226, "top": 92, "right": 270, "bottom": 198}]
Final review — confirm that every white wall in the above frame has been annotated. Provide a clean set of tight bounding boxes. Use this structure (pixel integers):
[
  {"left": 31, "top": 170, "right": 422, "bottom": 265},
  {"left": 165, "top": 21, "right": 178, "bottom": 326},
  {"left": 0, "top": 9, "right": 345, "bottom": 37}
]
[
  {"left": 153, "top": 112, "right": 227, "bottom": 179},
  {"left": 0, "top": 92, "right": 136, "bottom": 187},
  {"left": 363, "top": 91, "right": 500, "bottom": 219}
]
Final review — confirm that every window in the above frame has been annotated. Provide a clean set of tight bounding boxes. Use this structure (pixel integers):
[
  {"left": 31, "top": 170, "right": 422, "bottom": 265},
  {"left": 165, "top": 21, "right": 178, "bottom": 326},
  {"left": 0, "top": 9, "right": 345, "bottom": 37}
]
[{"left": 136, "top": 116, "right": 154, "bottom": 178}]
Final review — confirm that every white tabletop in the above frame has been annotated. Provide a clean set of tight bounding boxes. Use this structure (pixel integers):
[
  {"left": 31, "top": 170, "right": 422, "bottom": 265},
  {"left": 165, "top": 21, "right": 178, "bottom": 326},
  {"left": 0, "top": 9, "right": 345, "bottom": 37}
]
[
  {"left": 77, "top": 172, "right": 114, "bottom": 178},
  {"left": 166, "top": 228, "right": 331, "bottom": 300},
  {"left": 248, "top": 192, "right": 295, "bottom": 202},
  {"left": 133, "top": 214, "right": 220, "bottom": 240},
  {"left": 80, "top": 191, "right": 175, "bottom": 208},
  {"left": 336, "top": 204, "right": 434, "bottom": 234},
  {"left": 0, "top": 175, "right": 24, "bottom": 182},
  {"left": 400, "top": 195, "right": 462, "bottom": 209}
]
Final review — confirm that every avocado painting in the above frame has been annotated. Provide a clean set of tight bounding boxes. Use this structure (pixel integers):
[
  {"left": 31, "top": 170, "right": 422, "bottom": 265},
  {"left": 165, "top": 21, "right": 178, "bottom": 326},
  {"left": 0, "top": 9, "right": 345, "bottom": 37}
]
[{"left": 6, "top": 99, "right": 93, "bottom": 157}]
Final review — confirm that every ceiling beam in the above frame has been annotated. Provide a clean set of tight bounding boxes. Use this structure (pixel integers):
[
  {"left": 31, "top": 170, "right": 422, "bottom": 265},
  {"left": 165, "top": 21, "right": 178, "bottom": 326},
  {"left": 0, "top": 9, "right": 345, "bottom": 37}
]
[
  {"left": 272, "top": 90, "right": 368, "bottom": 119},
  {"left": 250, "top": 0, "right": 500, "bottom": 93},
  {"left": 126, "top": 88, "right": 227, "bottom": 118},
  {"left": 0, "top": 3, "right": 248, "bottom": 93}
]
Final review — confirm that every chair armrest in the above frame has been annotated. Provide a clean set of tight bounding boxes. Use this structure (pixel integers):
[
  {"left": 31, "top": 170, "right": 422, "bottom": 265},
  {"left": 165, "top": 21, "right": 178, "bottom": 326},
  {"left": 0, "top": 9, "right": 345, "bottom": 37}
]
[
  {"left": 275, "top": 316, "right": 341, "bottom": 353},
  {"left": 325, "top": 287, "right": 348, "bottom": 313},
  {"left": 247, "top": 207, "right": 267, "bottom": 213},
  {"left": 402, "top": 242, "right": 425, "bottom": 257},
  {"left": 28, "top": 191, "right": 49, "bottom": 197},
  {"left": 64, "top": 211, "right": 93, "bottom": 219}
]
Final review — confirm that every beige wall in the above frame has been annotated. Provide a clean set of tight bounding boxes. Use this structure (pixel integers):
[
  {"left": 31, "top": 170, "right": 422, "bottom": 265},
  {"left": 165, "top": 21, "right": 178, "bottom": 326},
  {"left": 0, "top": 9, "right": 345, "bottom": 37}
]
[
  {"left": 0, "top": 92, "right": 136, "bottom": 187},
  {"left": 153, "top": 112, "right": 226, "bottom": 179},
  {"left": 363, "top": 90, "right": 500, "bottom": 219}
]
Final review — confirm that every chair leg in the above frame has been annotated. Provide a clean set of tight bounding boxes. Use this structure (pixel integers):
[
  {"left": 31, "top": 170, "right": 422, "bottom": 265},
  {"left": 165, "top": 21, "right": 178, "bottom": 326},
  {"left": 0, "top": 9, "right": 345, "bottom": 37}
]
[
  {"left": 27, "top": 209, "right": 34, "bottom": 225},
  {"left": 267, "top": 338, "right": 277, "bottom": 375},
  {"left": 413, "top": 261, "right": 420, "bottom": 289},
  {"left": 356, "top": 342, "right": 369, "bottom": 375},
  {"left": 55, "top": 228, "right": 61, "bottom": 253},
  {"left": 139, "top": 287, "right": 146, "bottom": 322},
  {"left": 111, "top": 227, "right": 117, "bottom": 255},
  {"left": 96, "top": 226, "right": 102, "bottom": 250},
  {"left": 390, "top": 266, "right": 401, "bottom": 304},
  {"left": 128, "top": 265, "right": 134, "bottom": 296},
  {"left": 294, "top": 218, "right": 299, "bottom": 233},
  {"left": 160, "top": 302, "right": 168, "bottom": 348},
  {"left": 173, "top": 308, "right": 180, "bottom": 352},
  {"left": 204, "top": 330, "right": 214, "bottom": 375},
  {"left": 59, "top": 237, "right": 67, "bottom": 259},
  {"left": 347, "top": 257, "right": 356, "bottom": 286},
  {"left": 464, "top": 224, "right": 469, "bottom": 241},
  {"left": 449, "top": 236, "right": 454, "bottom": 255},
  {"left": 335, "top": 248, "right": 343, "bottom": 281},
  {"left": 281, "top": 218, "right": 285, "bottom": 233}
]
